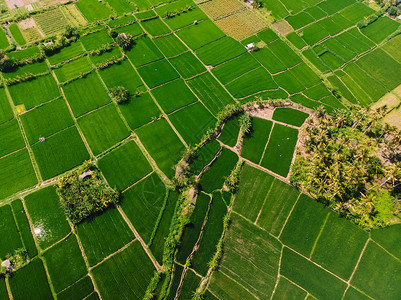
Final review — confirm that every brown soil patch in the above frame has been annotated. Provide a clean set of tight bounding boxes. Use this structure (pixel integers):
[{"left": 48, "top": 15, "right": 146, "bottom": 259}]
[
  {"left": 272, "top": 19, "right": 293, "bottom": 35},
  {"left": 383, "top": 108, "right": 401, "bottom": 129},
  {"left": 199, "top": 0, "right": 245, "bottom": 20},
  {"left": 371, "top": 93, "right": 400, "bottom": 111}
]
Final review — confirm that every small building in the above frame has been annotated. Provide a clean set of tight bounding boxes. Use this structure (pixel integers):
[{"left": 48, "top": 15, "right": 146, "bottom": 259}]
[
  {"left": 79, "top": 170, "right": 93, "bottom": 180},
  {"left": 1, "top": 260, "right": 12, "bottom": 270},
  {"left": 39, "top": 137, "right": 45, "bottom": 142},
  {"left": 193, "top": 20, "right": 198, "bottom": 25},
  {"left": 245, "top": 43, "right": 255, "bottom": 51}
]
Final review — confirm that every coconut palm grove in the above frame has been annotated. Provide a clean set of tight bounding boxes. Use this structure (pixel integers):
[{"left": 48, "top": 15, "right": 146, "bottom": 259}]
[{"left": 0, "top": 0, "right": 400, "bottom": 298}]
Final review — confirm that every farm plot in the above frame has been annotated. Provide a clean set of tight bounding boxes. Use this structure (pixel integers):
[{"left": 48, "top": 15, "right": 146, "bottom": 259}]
[
  {"left": 119, "top": 92, "right": 161, "bottom": 129},
  {"left": 18, "top": 18, "right": 43, "bottom": 44},
  {"left": 9, "top": 23, "right": 26, "bottom": 45},
  {"left": 219, "top": 213, "right": 281, "bottom": 299},
  {"left": 114, "top": 22, "right": 144, "bottom": 36},
  {"left": 8, "top": 259, "right": 53, "bottom": 300},
  {"left": 53, "top": 56, "right": 93, "bottom": 83},
  {"left": 120, "top": 172, "right": 166, "bottom": 243},
  {"left": 232, "top": 163, "right": 275, "bottom": 221},
  {"left": 77, "top": 207, "right": 135, "bottom": 266},
  {"left": 168, "top": 51, "right": 206, "bottom": 79},
  {"left": 187, "top": 73, "right": 234, "bottom": 116},
  {"left": 141, "top": 17, "right": 170, "bottom": 36},
  {"left": 198, "top": 0, "right": 245, "bottom": 20},
  {"left": 57, "top": 276, "right": 94, "bottom": 300},
  {"left": 189, "top": 139, "right": 221, "bottom": 175},
  {"left": 226, "top": 67, "right": 277, "bottom": 98},
  {"left": 212, "top": 53, "right": 260, "bottom": 85},
  {"left": 62, "top": 72, "right": 112, "bottom": 117},
  {"left": 176, "top": 19, "right": 225, "bottom": 50},
  {"left": 2, "top": 61, "right": 48, "bottom": 80},
  {"left": 80, "top": 29, "right": 114, "bottom": 51},
  {"left": 91, "top": 241, "right": 155, "bottom": 300},
  {"left": 164, "top": 7, "right": 208, "bottom": 30},
  {"left": 135, "top": 119, "right": 185, "bottom": 177},
  {"left": 103, "top": 0, "right": 135, "bottom": 15},
  {"left": 47, "top": 42, "right": 84, "bottom": 65},
  {"left": 152, "top": 79, "right": 198, "bottom": 114},
  {"left": 8, "top": 74, "right": 60, "bottom": 109},
  {"left": 11, "top": 199, "right": 38, "bottom": 258},
  {"left": 360, "top": 16, "right": 400, "bottom": 44},
  {"left": 251, "top": 47, "right": 287, "bottom": 74},
  {"left": 272, "top": 277, "right": 307, "bottom": 299},
  {"left": 199, "top": 148, "right": 238, "bottom": 193},
  {"left": 62, "top": 4, "right": 88, "bottom": 27},
  {"left": 241, "top": 117, "right": 273, "bottom": 164},
  {"left": 7, "top": 47, "right": 41, "bottom": 61},
  {"left": 176, "top": 270, "right": 201, "bottom": 299},
  {"left": 33, "top": 8, "right": 70, "bottom": 36},
  {"left": 191, "top": 192, "right": 227, "bottom": 276},
  {"left": 176, "top": 192, "right": 211, "bottom": 264},
  {"left": 371, "top": 224, "right": 401, "bottom": 261},
  {"left": 89, "top": 47, "right": 123, "bottom": 66},
  {"left": 98, "top": 59, "right": 145, "bottom": 94},
  {"left": 137, "top": 59, "right": 179, "bottom": 88},
  {"left": 208, "top": 270, "right": 257, "bottom": 300},
  {"left": 42, "top": 235, "right": 87, "bottom": 292},
  {"left": 272, "top": 107, "right": 308, "bottom": 127},
  {"left": 98, "top": 140, "right": 152, "bottom": 191},
  {"left": 219, "top": 116, "right": 240, "bottom": 147},
  {"left": 32, "top": 126, "right": 89, "bottom": 179},
  {"left": 169, "top": 102, "right": 215, "bottom": 145},
  {"left": 76, "top": 0, "right": 114, "bottom": 22},
  {"left": 77, "top": 104, "right": 130, "bottom": 155},
  {"left": 153, "top": 34, "right": 187, "bottom": 58},
  {"left": 0, "top": 28, "right": 9, "bottom": 50},
  {"left": 125, "top": 35, "right": 163, "bottom": 67},
  {"left": 196, "top": 36, "right": 246, "bottom": 66},
  {"left": 0, "top": 119, "right": 25, "bottom": 157},
  {"left": 20, "top": 98, "right": 74, "bottom": 145},
  {"left": 215, "top": 9, "right": 267, "bottom": 40},
  {"left": 24, "top": 186, "right": 71, "bottom": 250},
  {"left": 108, "top": 15, "right": 136, "bottom": 28},
  {"left": 0, "top": 149, "right": 37, "bottom": 200},
  {"left": 280, "top": 194, "right": 330, "bottom": 257},
  {"left": 0, "top": 204, "right": 23, "bottom": 259},
  {"left": 280, "top": 248, "right": 347, "bottom": 299}
]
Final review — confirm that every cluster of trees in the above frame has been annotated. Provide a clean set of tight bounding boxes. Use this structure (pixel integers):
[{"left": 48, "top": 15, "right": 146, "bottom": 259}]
[
  {"left": 109, "top": 86, "right": 130, "bottom": 104},
  {"left": 0, "top": 249, "right": 28, "bottom": 277},
  {"left": 109, "top": 31, "right": 134, "bottom": 50},
  {"left": 375, "top": 0, "right": 401, "bottom": 16},
  {"left": 290, "top": 107, "right": 401, "bottom": 229},
  {"left": 56, "top": 161, "right": 120, "bottom": 224}
]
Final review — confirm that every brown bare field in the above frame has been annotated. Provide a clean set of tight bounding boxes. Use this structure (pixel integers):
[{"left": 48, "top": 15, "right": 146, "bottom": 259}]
[
  {"left": 272, "top": 19, "right": 292, "bottom": 35},
  {"left": 18, "top": 17, "right": 44, "bottom": 42},
  {"left": 215, "top": 9, "right": 267, "bottom": 40},
  {"left": 199, "top": 0, "right": 245, "bottom": 20}
]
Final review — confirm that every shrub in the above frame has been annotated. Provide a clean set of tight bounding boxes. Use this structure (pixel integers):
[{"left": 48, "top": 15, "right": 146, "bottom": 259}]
[
  {"left": 109, "top": 86, "right": 130, "bottom": 104},
  {"left": 56, "top": 161, "right": 120, "bottom": 224},
  {"left": 115, "top": 33, "right": 134, "bottom": 50}
]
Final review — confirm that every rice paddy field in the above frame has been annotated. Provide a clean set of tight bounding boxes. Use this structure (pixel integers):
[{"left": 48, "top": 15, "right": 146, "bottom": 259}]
[{"left": 0, "top": 0, "right": 400, "bottom": 298}]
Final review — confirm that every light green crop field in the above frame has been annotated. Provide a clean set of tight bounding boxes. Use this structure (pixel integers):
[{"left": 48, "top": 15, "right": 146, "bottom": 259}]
[{"left": 0, "top": 0, "right": 400, "bottom": 298}]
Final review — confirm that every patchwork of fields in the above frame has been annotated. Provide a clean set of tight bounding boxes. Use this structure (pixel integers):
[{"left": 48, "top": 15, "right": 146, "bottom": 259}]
[{"left": 0, "top": 0, "right": 400, "bottom": 298}]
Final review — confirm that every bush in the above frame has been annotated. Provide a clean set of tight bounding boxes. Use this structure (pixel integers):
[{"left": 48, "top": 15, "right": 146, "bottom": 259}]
[
  {"left": 56, "top": 161, "right": 120, "bottom": 224},
  {"left": 109, "top": 86, "right": 130, "bottom": 104},
  {"left": 115, "top": 33, "right": 134, "bottom": 50}
]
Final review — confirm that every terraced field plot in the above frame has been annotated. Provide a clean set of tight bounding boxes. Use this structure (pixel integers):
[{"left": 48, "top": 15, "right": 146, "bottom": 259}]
[{"left": 0, "top": 0, "right": 400, "bottom": 298}]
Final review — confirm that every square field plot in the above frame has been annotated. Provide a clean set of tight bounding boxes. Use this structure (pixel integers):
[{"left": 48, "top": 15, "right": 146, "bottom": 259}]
[
  {"left": 0, "top": 205, "right": 23, "bottom": 259},
  {"left": 20, "top": 98, "right": 74, "bottom": 145},
  {"left": 3, "top": 62, "right": 48, "bottom": 80},
  {"left": 47, "top": 42, "right": 84, "bottom": 65},
  {"left": 32, "top": 126, "right": 90, "bottom": 180},
  {"left": 371, "top": 224, "right": 401, "bottom": 261},
  {"left": 62, "top": 72, "right": 112, "bottom": 117},
  {"left": 151, "top": 79, "right": 198, "bottom": 114},
  {"left": 53, "top": 56, "right": 93, "bottom": 83},
  {"left": 351, "top": 241, "right": 401, "bottom": 299},
  {"left": 42, "top": 235, "right": 87, "bottom": 293},
  {"left": 57, "top": 276, "right": 94, "bottom": 300},
  {"left": 199, "top": 0, "right": 245, "bottom": 20},
  {"left": 92, "top": 241, "right": 155, "bottom": 300},
  {"left": 77, "top": 207, "right": 135, "bottom": 266},
  {"left": 76, "top": 0, "right": 114, "bottom": 23},
  {"left": 153, "top": 34, "right": 187, "bottom": 58},
  {"left": 114, "top": 22, "right": 144, "bottom": 37},
  {"left": 33, "top": 8, "right": 70, "bottom": 36},
  {"left": 98, "top": 140, "right": 152, "bottom": 191},
  {"left": 260, "top": 123, "right": 299, "bottom": 177},
  {"left": 215, "top": 10, "right": 267, "bottom": 40},
  {"left": 169, "top": 51, "right": 206, "bottom": 79},
  {"left": 141, "top": 17, "right": 170, "bottom": 36},
  {"left": 136, "top": 119, "right": 185, "bottom": 177},
  {"left": 220, "top": 213, "right": 281, "bottom": 299},
  {"left": 176, "top": 19, "right": 225, "bottom": 50},
  {"left": 137, "top": 59, "right": 179, "bottom": 88},
  {"left": 311, "top": 213, "right": 368, "bottom": 280},
  {"left": 169, "top": 102, "right": 216, "bottom": 145},
  {"left": 125, "top": 35, "right": 163, "bottom": 67},
  {"left": 164, "top": 7, "right": 208, "bottom": 31},
  {"left": 8, "top": 74, "right": 60, "bottom": 110},
  {"left": 121, "top": 172, "right": 167, "bottom": 243},
  {"left": 272, "top": 277, "right": 307, "bottom": 299},
  {"left": 0, "top": 149, "right": 37, "bottom": 200},
  {"left": 187, "top": 73, "right": 234, "bottom": 116},
  {"left": 0, "top": 119, "right": 25, "bottom": 157},
  {"left": 80, "top": 29, "right": 114, "bottom": 51},
  {"left": 98, "top": 60, "right": 145, "bottom": 94},
  {"left": 119, "top": 92, "right": 161, "bottom": 129},
  {"left": 78, "top": 104, "right": 130, "bottom": 156},
  {"left": 89, "top": 47, "right": 123, "bottom": 67},
  {"left": 24, "top": 186, "right": 71, "bottom": 250},
  {"left": 280, "top": 194, "right": 330, "bottom": 257},
  {"left": 104, "top": 0, "right": 135, "bottom": 15},
  {"left": 272, "top": 107, "right": 309, "bottom": 127},
  {"left": 280, "top": 248, "right": 347, "bottom": 299},
  {"left": 8, "top": 259, "right": 53, "bottom": 300},
  {"left": 196, "top": 36, "right": 246, "bottom": 66}
]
